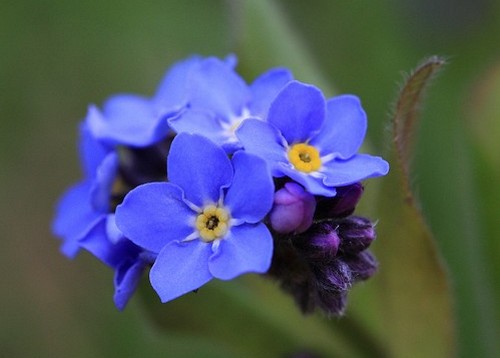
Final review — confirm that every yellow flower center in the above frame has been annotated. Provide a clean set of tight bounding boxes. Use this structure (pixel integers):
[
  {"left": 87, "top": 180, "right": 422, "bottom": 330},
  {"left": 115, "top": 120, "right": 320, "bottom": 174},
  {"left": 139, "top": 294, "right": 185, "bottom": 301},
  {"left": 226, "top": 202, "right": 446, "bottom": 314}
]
[
  {"left": 195, "top": 204, "right": 230, "bottom": 242},
  {"left": 288, "top": 143, "right": 322, "bottom": 173}
]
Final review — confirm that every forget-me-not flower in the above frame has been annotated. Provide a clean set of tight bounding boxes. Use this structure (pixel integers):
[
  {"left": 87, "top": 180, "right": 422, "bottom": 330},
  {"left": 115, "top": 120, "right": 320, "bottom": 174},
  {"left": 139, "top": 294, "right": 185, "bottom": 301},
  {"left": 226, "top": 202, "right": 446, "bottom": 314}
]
[
  {"left": 115, "top": 133, "right": 275, "bottom": 303},
  {"left": 168, "top": 57, "right": 293, "bottom": 152},
  {"left": 236, "top": 81, "right": 389, "bottom": 197},
  {"left": 87, "top": 55, "right": 237, "bottom": 147}
]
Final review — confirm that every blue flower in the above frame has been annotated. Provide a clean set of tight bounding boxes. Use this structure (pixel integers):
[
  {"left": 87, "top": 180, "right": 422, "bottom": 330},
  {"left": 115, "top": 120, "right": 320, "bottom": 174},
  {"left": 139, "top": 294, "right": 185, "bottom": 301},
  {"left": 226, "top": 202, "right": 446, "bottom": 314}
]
[
  {"left": 53, "top": 119, "right": 148, "bottom": 310},
  {"left": 168, "top": 57, "right": 293, "bottom": 152},
  {"left": 236, "top": 81, "right": 389, "bottom": 197},
  {"left": 115, "top": 133, "right": 275, "bottom": 302},
  {"left": 87, "top": 55, "right": 236, "bottom": 147}
]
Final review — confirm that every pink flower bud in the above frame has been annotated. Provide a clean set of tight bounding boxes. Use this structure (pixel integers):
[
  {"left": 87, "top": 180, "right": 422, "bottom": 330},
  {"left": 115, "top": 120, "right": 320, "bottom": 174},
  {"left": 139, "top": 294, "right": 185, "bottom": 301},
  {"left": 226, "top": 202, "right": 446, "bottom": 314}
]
[{"left": 269, "top": 182, "right": 316, "bottom": 234}]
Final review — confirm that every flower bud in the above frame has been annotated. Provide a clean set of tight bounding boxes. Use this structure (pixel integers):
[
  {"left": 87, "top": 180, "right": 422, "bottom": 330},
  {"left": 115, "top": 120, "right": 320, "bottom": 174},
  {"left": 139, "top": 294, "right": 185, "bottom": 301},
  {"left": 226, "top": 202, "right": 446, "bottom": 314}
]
[
  {"left": 343, "top": 251, "right": 378, "bottom": 281},
  {"left": 293, "top": 222, "right": 340, "bottom": 261},
  {"left": 317, "top": 260, "right": 353, "bottom": 292},
  {"left": 269, "top": 182, "right": 316, "bottom": 234},
  {"left": 315, "top": 182, "right": 364, "bottom": 219},
  {"left": 337, "top": 216, "right": 376, "bottom": 254}
]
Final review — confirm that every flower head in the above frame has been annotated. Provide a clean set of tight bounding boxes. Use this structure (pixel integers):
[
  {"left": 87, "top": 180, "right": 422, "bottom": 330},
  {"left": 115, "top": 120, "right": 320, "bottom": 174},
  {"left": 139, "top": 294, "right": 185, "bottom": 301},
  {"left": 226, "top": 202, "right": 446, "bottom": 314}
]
[
  {"left": 237, "top": 81, "right": 389, "bottom": 196},
  {"left": 115, "top": 133, "right": 275, "bottom": 302}
]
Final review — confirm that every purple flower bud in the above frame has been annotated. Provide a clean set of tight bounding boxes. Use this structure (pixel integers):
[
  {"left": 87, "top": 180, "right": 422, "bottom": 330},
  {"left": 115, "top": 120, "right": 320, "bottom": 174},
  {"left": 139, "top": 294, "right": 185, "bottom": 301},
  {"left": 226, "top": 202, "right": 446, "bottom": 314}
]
[
  {"left": 316, "top": 260, "right": 352, "bottom": 292},
  {"left": 269, "top": 182, "right": 316, "bottom": 234},
  {"left": 337, "top": 216, "right": 376, "bottom": 254},
  {"left": 343, "top": 251, "right": 378, "bottom": 281},
  {"left": 293, "top": 223, "right": 340, "bottom": 261},
  {"left": 316, "top": 182, "right": 364, "bottom": 219}
]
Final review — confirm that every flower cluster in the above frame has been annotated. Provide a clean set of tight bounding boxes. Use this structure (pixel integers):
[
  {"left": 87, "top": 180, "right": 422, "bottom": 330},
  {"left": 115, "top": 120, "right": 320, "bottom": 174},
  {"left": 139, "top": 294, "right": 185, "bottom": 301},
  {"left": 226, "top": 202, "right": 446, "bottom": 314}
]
[{"left": 53, "top": 55, "right": 388, "bottom": 315}]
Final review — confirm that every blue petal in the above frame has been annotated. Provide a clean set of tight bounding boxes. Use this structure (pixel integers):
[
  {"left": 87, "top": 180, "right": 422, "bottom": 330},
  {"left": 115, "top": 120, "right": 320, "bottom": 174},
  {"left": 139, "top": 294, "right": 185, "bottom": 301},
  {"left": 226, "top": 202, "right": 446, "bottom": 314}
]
[
  {"left": 79, "top": 121, "right": 111, "bottom": 179},
  {"left": 90, "top": 152, "right": 118, "bottom": 212},
  {"left": 310, "top": 95, "right": 367, "bottom": 159},
  {"left": 224, "top": 152, "right": 274, "bottom": 223},
  {"left": 79, "top": 215, "right": 139, "bottom": 267},
  {"left": 52, "top": 181, "right": 103, "bottom": 257},
  {"left": 114, "top": 256, "right": 147, "bottom": 311},
  {"left": 279, "top": 165, "right": 337, "bottom": 197},
  {"left": 150, "top": 240, "right": 213, "bottom": 303},
  {"left": 167, "top": 133, "right": 233, "bottom": 207},
  {"left": 105, "top": 214, "right": 125, "bottom": 244},
  {"left": 153, "top": 56, "right": 202, "bottom": 115},
  {"left": 223, "top": 54, "right": 238, "bottom": 68},
  {"left": 60, "top": 239, "right": 81, "bottom": 259},
  {"left": 115, "top": 182, "right": 196, "bottom": 253},
  {"left": 248, "top": 68, "right": 293, "bottom": 118},
  {"left": 88, "top": 96, "right": 169, "bottom": 147},
  {"left": 168, "top": 110, "right": 228, "bottom": 147},
  {"left": 322, "top": 154, "right": 390, "bottom": 187},
  {"left": 236, "top": 119, "right": 288, "bottom": 177},
  {"left": 209, "top": 224, "right": 273, "bottom": 280},
  {"left": 78, "top": 216, "right": 115, "bottom": 265},
  {"left": 188, "top": 58, "right": 250, "bottom": 119},
  {"left": 267, "top": 81, "right": 325, "bottom": 143}
]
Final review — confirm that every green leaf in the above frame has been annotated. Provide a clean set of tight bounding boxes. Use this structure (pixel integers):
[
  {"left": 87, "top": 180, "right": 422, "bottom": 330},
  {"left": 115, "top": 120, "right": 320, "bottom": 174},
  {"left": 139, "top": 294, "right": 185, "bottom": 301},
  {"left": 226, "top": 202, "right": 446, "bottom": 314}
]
[
  {"left": 373, "top": 57, "right": 456, "bottom": 356},
  {"left": 392, "top": 56, "right": 447, "bottom": 199}
]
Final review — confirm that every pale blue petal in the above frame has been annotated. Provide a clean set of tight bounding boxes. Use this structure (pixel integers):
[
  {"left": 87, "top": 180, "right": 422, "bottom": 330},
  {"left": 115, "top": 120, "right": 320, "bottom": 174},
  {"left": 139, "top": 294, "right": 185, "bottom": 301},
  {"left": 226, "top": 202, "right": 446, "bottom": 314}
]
[
  {"left": 322, "top": 154, "right": 390, "bottom": 187},
  {"left": 224, "top": 152, "right": 274, "bottom": 223},
  {"left": 209, "top": 224, "right": 273, "bottom": 280},
  {"left": 168, "top": 133, "right": 233, "bottom": 207},
  {"left": 310, "top": 95, "right": 367, "bottom": 159},
  {"left": 267, "top": 81, "right": 325, "bottom": 143},
  {"left": 150, "top": 240, "right": 213, "bottom": 302},
  {"left": 248, "top": 68, "right": 293, "bottom": 118},
  {"left": 236, "top": 119, "right": 288, "bottom": 177},
  {"left": 115, "top": 182, "right": 195, "bottom": 253},
  {"left": 188, "top": 58, "right": 250, "bottom": 119}
]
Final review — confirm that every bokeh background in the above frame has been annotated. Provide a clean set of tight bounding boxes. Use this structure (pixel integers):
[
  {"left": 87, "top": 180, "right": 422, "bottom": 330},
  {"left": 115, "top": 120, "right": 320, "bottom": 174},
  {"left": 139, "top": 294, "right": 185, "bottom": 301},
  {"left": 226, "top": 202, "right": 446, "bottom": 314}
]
[{"left": 1, "top": 0, "right": 499, "bottom": 357}]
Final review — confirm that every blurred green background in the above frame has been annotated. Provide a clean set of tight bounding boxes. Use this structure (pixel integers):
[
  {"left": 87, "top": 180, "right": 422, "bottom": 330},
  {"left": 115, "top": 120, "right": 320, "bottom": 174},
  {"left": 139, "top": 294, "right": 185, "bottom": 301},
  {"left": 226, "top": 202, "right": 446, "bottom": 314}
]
[{"left": 1, "top": 0, "right": 499, "bottom": 357}]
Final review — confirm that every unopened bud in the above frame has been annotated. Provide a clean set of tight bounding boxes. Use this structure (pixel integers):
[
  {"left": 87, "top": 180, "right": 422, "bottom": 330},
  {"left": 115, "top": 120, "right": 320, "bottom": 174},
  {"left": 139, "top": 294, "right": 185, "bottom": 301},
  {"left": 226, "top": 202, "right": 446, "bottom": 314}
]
[
  {"left": 316, "top": 182, "right": 364, "bottom": 219},
  {"left": 316, "top": 260, "right": 352, "bottom": 292},
  {"left": 269, "top": 182, "right": 316, "bottom": 234},
  {"left": 293, "top": 222, "right": 340, "bottom": 261},
  {"left": 343, "top": 251, "right": 378, "bottom": 281},
  {"left": 337, "top": 216, "right": 376, "bottom": 254}
]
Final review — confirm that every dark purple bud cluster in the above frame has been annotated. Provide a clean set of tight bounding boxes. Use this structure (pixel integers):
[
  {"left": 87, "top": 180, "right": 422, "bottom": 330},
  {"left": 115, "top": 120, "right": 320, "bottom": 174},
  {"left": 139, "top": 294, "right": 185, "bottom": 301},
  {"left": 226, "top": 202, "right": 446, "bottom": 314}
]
[{"left": 267, "top": 182, "right": 378, "bottom": 316}]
